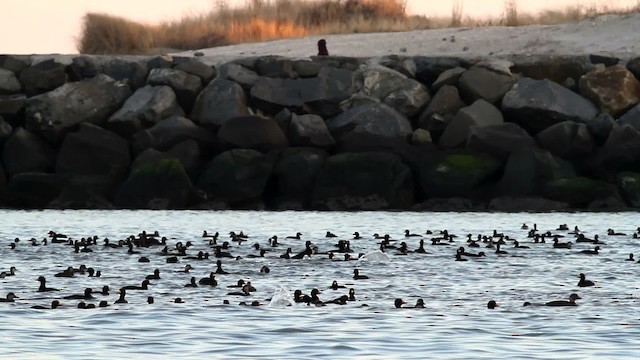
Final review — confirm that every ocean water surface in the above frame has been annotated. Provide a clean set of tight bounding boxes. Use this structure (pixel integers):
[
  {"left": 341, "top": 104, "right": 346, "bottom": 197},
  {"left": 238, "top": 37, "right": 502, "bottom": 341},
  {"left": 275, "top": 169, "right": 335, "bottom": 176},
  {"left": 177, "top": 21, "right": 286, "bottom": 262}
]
[{"left": 1, "top": 210, "right": 640, "bottom": 359}]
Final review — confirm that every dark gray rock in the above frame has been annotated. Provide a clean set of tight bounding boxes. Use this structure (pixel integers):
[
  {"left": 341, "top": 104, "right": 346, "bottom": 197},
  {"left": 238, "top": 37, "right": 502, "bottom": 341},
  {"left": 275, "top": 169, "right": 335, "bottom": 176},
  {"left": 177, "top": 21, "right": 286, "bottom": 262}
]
[
  {"left": 509, "top": 55, "right": 588, "bottom": 84},
  {"left": 2, "top": 128, "right": 56, "bottom": 176},
  {"left": 327, "top": 102, "right": 413, "bottom": 141},
  {"left": 0, "top": 68, "right": 22, "bottom": 95},
  {"left": 594, "top": 124, "right": 640, "bottom": 173},
  {"left": 589, "top": 112, "right": 617, "bottom": 143},
  {"left": 544, "top": 176, "right": 620, "bottom": 207},
  {"left": 131, "top": 115, "right": 214, "bottom": 154},
  {"left": 132, "top": 140, "right": 200, "bottom": 178},
  {"left": 147, "top": 68, "right": 202, "bottom": 113},
  {"left": 501, "top": 77, "right": 599, "bottom": 134},
  {"left": 312, "top": 152, "right": 414, "bottom": 210},
  {"left": 56, "top": 123, "right": 130, "bottom": 179},
  {"left": 0, "top": 55, "right": 30, "bottom": 76},
  {"left": 431, "top": 66, "right": 465, "bottom": 91},
  {"left": 25, "top": 74, "right": 132, "bottom": 140},
  {"left": 107, "top": 85, "right": 183, "bottom": 138},
  {"left": 589, "top": 54, "right": 619, "bottom": 67},
  {"left": 619, "top": 104, "right": 640, "bottom": 130},
  {"left": 413, "top": 197, "right": 485, "bottom": 211},
  {"left": 418, "top": 85, "right": 465, "bottom": 128},
  {"left": 67, "top": 56, "right": 98, "bottom": 81},
  {"left": 467, "top": 122, "right": 536, "bottom": 159},
  {"left": 49, "top": 174, "right": 117, "bottom": 209},
  {"left": 292, "top": 60, "right": 324, "bottom": 78},
  {"left": 375, "top": 56, "right": 417, "bottom": 78},
  {"left": 6, "top": 173, "right": 65, "bottom": 208},
  {"left": 173, "top": 60, "right": 216, "bottom": 84},
  {"left": 19, "top": 60, "right": 66, "bottom": 97},
  {"left": 217, "top": 115, "right": 288, "bottom": 152},
  {"left": 413, "top": 56, "right": 467, "bottom": 87},
  {"left": 218, "top": 63, "right": 259, "bottom": 89},
  {"left": 272, "top": 147, "right": 328, "bottom": 208},
  {"left": 273, "top": 108, "right": 292, "bottom": 136},
  {"left": 190, "top": 77, "right": 249, "bottom": 130},
  {"left": 626, "top": 56, "right": 640, "bottom": 80},
  {"left": 535, "top": 121, "right": 594, "bottom": 160},
  {"left": 255, "top": 57, "right": 294, "bottom": 78},
  {"left": 309, "top": 56, "right": 363, "bottom": 71},
  {"left": 0, "top": 94, "right": 27, "bottom": 123},
  {"left": 439, "top": 99, "right": 503, "bottom": 149},
  {"left": 0, "top": 116, "right": 12, "bottom": 143},
  {"left": 0, "top": 162, "right": 6, "bottom": 193},
  {"left": 487, "top": 196, "right": 570, "bottom": 211},
  {"left": 458, "top": 66, "right": 515, "bottom": 104},
  {"left": 417, "top": 113, "right": 449, "bottom": 142},
  {"left": 587, "top": 195, "right": 629, "bottom": 211},
  {"left": 359, "top": 65, "right": 429, "bottom": 117},
  {"left": 616, "top": 172, "right": 640, "bottom": 207},
  {"left": 146, "top": 55, "right": 173, "bottom": 70},
  {"left": 102, "top": 59, "right": 148, "bottom": 90},
  {"left": 289, "top": 113, "right": 335, "bottom": 149}
]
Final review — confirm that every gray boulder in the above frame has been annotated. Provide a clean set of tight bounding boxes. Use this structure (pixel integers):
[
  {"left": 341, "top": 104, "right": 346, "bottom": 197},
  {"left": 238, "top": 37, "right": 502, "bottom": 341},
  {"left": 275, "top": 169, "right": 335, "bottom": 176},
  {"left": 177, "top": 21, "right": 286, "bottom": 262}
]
[
  {"left": 413, "top": 56, "right": 467, "bottom": 86},
  {"left": 458, "top": 66, "right": 515, "bottom": 104},
  {"left": 146, "top": 68, "right": 202, "bottom": 112},
  {"left": 439, "top": 99, "right": 504, "bottom": 149},
  {"left": 0, "top": 94, "right": 27, "bottom": 123},
  {"left": 487, "top": 196, "right": 570, "bottom": 211},
  {"left": 0, "top": 68, "right": 21, "bottom": 95},
  {"left": 0, "top": 162, "right": 5, "bottom": 193},
  {"left": 255, "top": 57, "right": 295, "bottom": 78},
  {"left": 272, "top": 147, "right": 328, "bottom": 208},
  {"left": 627, "top": 56, "right": 640, "bottom": 80},
  {"left": 132, "top": 140, "right": 200, "bottom": 177},
  {"left": 25, "top": 74, "right": 132, "bottom": 140},
  {"left": 431, "top": 66, "right": 466, "bottom": 91},
  {"left": 190, "top": 77, "right": 249, "bottom": 130},
  {"left": 6, "top": 173, "right": 65, "bottom": 208},
  {"left": 289, "top": 114, "right": 335, "bottom": 149},
  {"left": 218, "top": 63, "right": 259, "bottom": 89},
  {"left": 594, "top": 124, "right": 640, "bottom": 172},
  {"left": 359, "top": 65, "right": 429, "bottom": 117},
  {"left": 49, "top": 175, "right": 116, "bottom": 210},
  {"left": 502, "top": 78, "right": 599, "bottom": 133},
  {"left": 467, "top": 122, "right": 536, "bottom": 159},
  {"left": 535, "top": 121, "right": 594, "bottom": 160},
  {"left": 146, "top": 55, "right": 173, "bottom": 70},
  {"left": 102, "top": 59, "right": 148, "bottom": 90},
  {"left": 589, "top": 112, "right": 617, "bottom": 143},
  {"left": 578, "top": 65, "right": 640, "bottom": 117},
  {"left": 544, "top": 176, "right": 620, "bottom": 207},
  {"left": 107, "top": 85, "right": 183, "bottom": 138},
  {"left": 131, "top": 115, "right": 214, "bottom": 153},
  {"left": 417, "top": 113, "right": 449, "bottom": 142},
  {"left": 0, "top": 116, "right": 12, "bottom": 143},
  {"left": 56, "top": 123, "right": 130, "bottom": 179},
  {"left": 0, "top": 55, "right": 30, "bottom": 76},
  {"left": 616, "top": 172, "right": 640, "bottom": 207},
  {"left": 173, "top": 60, "right": 216, "bottom": 84},
  {"left": 418, "top": 85, "right": 465, "bottom": 128},
  {"left": 327, "top": 102, "right": 413, "bottom": 141},
  {"left": 375, "top": 56, "right": 417, "bottom": 78},
  {"left": 2, "top": 128, "right": 56, "bottom": 176},
  {"left": 197, "top": 149, "right": 276, "bottom": 207},
  {"left": 619, "top": 104, "right": 640, "bottom": 130},
  {"left": 19, "top": 60, "right": 66, "bottom": 97},
  {"left": 67, "top": 56, "right": 98, "bottom": 81},
  {"left": 312, "top": 152, "right": 414, "bottom": 210},
  {"left": 217, "top": 115, "right": 287, "bottom": 152}
]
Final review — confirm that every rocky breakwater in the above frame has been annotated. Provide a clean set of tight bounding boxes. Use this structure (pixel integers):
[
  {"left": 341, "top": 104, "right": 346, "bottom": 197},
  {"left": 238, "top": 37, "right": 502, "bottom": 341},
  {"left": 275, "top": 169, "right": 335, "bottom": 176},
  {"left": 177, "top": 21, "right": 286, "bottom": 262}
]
[{"left": 1, "top": 53, "right": 640, "bottom": 211}]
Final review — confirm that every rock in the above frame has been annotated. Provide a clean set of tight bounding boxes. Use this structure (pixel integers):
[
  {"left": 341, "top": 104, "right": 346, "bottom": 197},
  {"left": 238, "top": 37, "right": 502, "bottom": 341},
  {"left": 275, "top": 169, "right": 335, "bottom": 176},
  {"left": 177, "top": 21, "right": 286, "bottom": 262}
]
[
  {"left": 544, "top": 176, "right": 620, "bottom": 207},
  {"left": 312, "top": 152, "right": 414, "bottom": 210},
  {"left": 102, "top": 59, "right": 148, "bottom": 90},
  {"left": 619, "top": 104, "right": 640, "bottom": 130},
  {"left": 115, "top": 159, "right": 193, "bottom": 209},
  {"left": 326, "top": 102, "right": 413, "bottom": 141},
  {"left": 309, "top": 56, "right": 363, "bottom": 71},
  {"left": 412, "top": 197, "right": 484, "bottom": 211},
  {"left": 25, "top": 74, "right": 132, "bottom": 140},
  {"left": 2, "top": 128, "right": 56, "bottom": 176},
  {"left": 458, "top": 66, "right": 515, "bottom": 104},
  {"left": 6, "top": 173, "right": 65, "bottom": 208},
  {"left": 411, "top": 128, "right": 432, "bottom": 145},
  {"left": 467, "top": 122, "right": 536, "bottom": 159},
  {"left": 67, "top": 56, "right": 98, "bottom": 81},
  {"left": 487, "top": 196, "right": 570, "bottom": 211},
  {"left": 417, "top": 113, "right": 449, "bottom": 142},
  {"left": 173, "top": 60, "right": 216, "bottom": 84},
  {"left": 146, "top": 55, "right": 173, "bottom": 70},
  {"left": 360, "top": 65, "right": 429, "bottom": 117},
  {"left": 413, "top": 56, "right": 467, "bottom": 87},
  {"left": 132, "top": 140, "right": 201, "bottom": 178},
  {"left": 416, "top": 152, "right": 501, "bottom": 198},
  {"left": 49, "top": 175, "right": 117, "bottom": 209},
  {"left": 0, "top": 68, "right": 22, "bottom": 95},
  {"left": 18, "top": 60, "right": 66, "bottom": 97},
  {"left": 56, "top": 123, "right": 130, "bottom": 179},
  {"left": 190, "top": 78, "right": 249, "bottom": 130},
  {"left": 588, "top": 112, "right": 617, "bottom": 143},
  {"left": 218, "top": 63, "right": 259, "bottom": 89},
  {"left": 626, "top": 56, "right": 640, "bottom": 80},
  {"left": 217, "top": 115, "right": 288, "bottom": 152},
  {"left": 146, "top": 68, "right": 203, "bottom": 113},
  {"left": 0, "top": 55, "right": 30, "bottom": 76},
  {"left": 0, "top": 116, "right": 12, "bottom": 143},
  {"left": 273, "top": 108, "right": 292, "bottom": 136},
  {"left": 374, "top": 56, "right": 417, "bottom": 78},
  {"left": 255, "top": 57, "right": 294, "bottom": 78},
  {"left": 131, "top": 115, "right": 214, "bottom": 153},
  {"left": 289, "top": 113, "right": 335, "bottom": 148},
  {"left": 431, "top": 66, "right": 466, "bottom": 91},
  {"left": 197, "top": 149, "right": 276, "bottom": 208},
  {"left": 292, "top": 60, "right": 324, "bottom": 78},
  {"left": 587, "top": 195, "right": 629, "bottom": 210},
  {"left": 418, "top": 85, "right": 466, "bottom": 128},
  {"left": 271, "top": 147, "right": 328, "bottom": 207},
  {"left": 594, "top": 124, "right": 640, "bottom": 173},
  {"left": 589, "top": 54, "right": 619, "bottom": 67},
  {"left": 535, "top": 121, "right": 594, "bottom": 160},
  {"left": 501, "top": 77, "right": 599, "bottom": 134},
  {"left": 578, "top": 65, "right": 640, "bottom": 117},
  {"left": 0, "top": 94, "right": 27, "bottom": 124},
  {"left": 107, "top": 85, "right": 184, "bottom": 138},
  {"left": 616, "top": 172, "right": 640, "bottom": 207},
  {"left": 496, "top": 148, "right": 575, "bottom": 196},
  {"left": 439, "top": 99, "right": 503, "bottom": 149},
  {"left": 509, "top": 55, "right": 588, "bottom": 84}
]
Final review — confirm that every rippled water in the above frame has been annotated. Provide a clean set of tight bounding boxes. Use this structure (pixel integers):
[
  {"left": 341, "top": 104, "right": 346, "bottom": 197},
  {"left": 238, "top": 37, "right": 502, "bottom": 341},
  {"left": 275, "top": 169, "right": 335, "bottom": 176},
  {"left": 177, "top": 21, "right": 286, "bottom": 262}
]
[{"left": 1, "top": 210, "right": 640, "bottom": 359}]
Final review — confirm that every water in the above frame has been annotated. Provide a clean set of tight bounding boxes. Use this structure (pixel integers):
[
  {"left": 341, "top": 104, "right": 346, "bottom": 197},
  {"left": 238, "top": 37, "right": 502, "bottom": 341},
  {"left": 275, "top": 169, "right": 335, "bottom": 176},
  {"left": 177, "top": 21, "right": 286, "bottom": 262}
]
[{"left": 1, "top": 210, "right": 640, "bottom": 359}]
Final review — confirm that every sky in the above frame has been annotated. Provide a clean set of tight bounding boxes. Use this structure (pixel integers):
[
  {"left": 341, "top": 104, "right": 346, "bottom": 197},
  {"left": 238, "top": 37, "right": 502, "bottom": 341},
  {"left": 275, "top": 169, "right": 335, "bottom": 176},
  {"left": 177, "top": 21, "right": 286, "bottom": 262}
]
[{"left": 1, "top": 0, "right": 637, "bottom": 54}]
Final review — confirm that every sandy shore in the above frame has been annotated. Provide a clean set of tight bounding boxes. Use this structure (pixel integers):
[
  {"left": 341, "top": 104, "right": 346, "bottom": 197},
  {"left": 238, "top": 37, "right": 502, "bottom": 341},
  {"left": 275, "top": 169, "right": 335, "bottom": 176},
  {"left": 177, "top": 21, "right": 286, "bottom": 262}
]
[{"left": 171, "top": 13, "right": 640, "bottom": 65}]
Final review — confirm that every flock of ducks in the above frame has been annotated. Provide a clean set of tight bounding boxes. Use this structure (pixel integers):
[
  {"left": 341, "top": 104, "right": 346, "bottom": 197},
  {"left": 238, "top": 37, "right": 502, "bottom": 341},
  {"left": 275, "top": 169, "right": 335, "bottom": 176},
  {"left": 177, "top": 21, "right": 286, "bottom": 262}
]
[{"left": 2, "top": 224, "right": 639, "bottom": 310}]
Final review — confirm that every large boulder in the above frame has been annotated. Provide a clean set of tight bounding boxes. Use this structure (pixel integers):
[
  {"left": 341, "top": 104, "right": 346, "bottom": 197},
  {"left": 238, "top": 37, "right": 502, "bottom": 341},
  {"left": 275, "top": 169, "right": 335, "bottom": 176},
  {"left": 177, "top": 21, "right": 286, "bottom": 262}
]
[
  {"left": 19, "top": 60, "right": 66, "bottom": 97},
  {"left": 413, "top": 56, "right": 467, "bottom": 86},
  {"left": 55, "top": 123, "right": 130, "bottom": 179},
  {"left": 466, "top": 123, "right": 536, "bottom": 159},
  {"left": 535, "top": 121, "right": 594, "bottom": 160},
  {"left": 66, "top": 56, "right": 99, "bottom": 81},
  {"left": 439, "top": 99, "right": 503, "bottom": 149},
  {"left": 114, "top": 159, "right": 193, "bottom": 209},
  {"left": 312, "top": 152, "right": 414, "bottom": 210},
  {"left": 594, "top": 124, "right": 640, "bottom": 173},
  {"left": 0, "top": 116, "right": 12, "bottom": 143},
  {"left": 431, "top": 66, "right": 466, "bottom": 91},
  {"left": 359, "top": 65, "right": 430, "bottom": 117},
  {"left": 628, "top": 56, "right": 640, "bottom": 80},
  {"left": 25, "top": 74, "right": 132, "bottom": 140},
  {"left": 416, "top": 152, "right": 502, "bottom": 198},
  {"left": 173, "top": 60, "right": 216, "bottom": 84},
  {"left": 502, "top": 78, "right": 599, "bottom": 133},
  {"left": 6, "top": 173, "right": 65, "bottom": 208},
  {"left": 544, "top": 176, "right": 620, "bottom": 207},
  {"left": 255, "top": 57, "right": 295, "bottom": 78},
  {"left": 619, "top": 104, "right": 640, "bottom": 130},
  {"left": 589, "top": 112, "right": 617, "bottom": 143},
  {"left": 326, "top": 102, "right": 413, "bottom": 141},
  {"left": 2, "top": 128, "right": 56, "bottom": 176},
  {"left": 509, "top": 55, "right": 588, "bottom": 84},
  {"left": 132, "top": 140, "right": 200, "bottom": 178},
  {"left": 0, "top": 162, "right": 6, "bottom": 194},
  {"left": 271, "top": 147, "right": 328, "bottom": 208},
  {"left": 0, "top": 68, "right": 21, "bottom": 95},
  {"left": 458, "top": 66, "right": 515, "bottom": 104},
  {"left": 616, "top": 172, "right": 640, "bottom": 207},
  {"left": 487, "top": 196, "right": 570, "bottom": 211},
  {"left": 217, "top": 115, "right": 288, "bottom": 152},
  {"left": 217, "top": 63, "right": 259, "bottom": 89},
  {"left": 49, "top": 174, "right": 117, "bottom": 210},
  {"left": 102, "top": 59, "right": 148, "bottom": 90},
  {"left": 418, "top": 85, "right": 466, "bottom": 127},
  {"left": 0, "top": 94, "right": 27, "bottom": 124},
  {"left": 190, "top": 78, "right": 249, "bottom": 130},
  {"left": 578, "top": 65, "right": 640, "bottom": 117},
  {"left": 197, "top": 149, "right": 276, "bottom": 208},
  {"left": 146, "top": 68, "right": 202, "bottom": 113},
  {"left": 107, "top": 85, "right": 183, "bottom": 138},
  {"left": 289, "top": 113, "right": 335, "bottom": 149},
  {"left": 131, "top": 115, "right": 214, "bottom": 154},
  {"left": 0, "top": 55, "right": 30, "bottom": 76}
]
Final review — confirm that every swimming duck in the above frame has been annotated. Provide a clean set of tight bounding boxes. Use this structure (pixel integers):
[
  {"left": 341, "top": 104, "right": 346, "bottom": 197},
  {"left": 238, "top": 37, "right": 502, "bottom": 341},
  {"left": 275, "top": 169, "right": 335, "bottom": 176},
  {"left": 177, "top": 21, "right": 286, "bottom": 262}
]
[
  {"left": 260, "top": 265, "right": 270, "bottom": 274},
  {"left": 513, "top": 240, "right": 530, "bottom": 249},
  {"left": 348, "top": 288, "right": 356, "bottom": 302},
  {"left": 521, "top": 223, "right": 528, "bottom": 230},
  {"left": 215, "top": 260, "right": 229, "bottom": 274},
  {"left": 147, "top": 296, "right": 154, "bottom": 304},
  {"left": 31, "top": 300, "right": 62, "bottom": 309},
  {"left": 123, "top": 279, "right": 150, "bottom": 290},
  {"left": 580, "top": 246, "right": 600, "bottom": 255},
  {"left": 330, "top": 280, "right": 346, "bottom": 290},
  {"left": 291, "top": 241, "right": 313, "bottom": 259},
  {"left": 146, "top": 269, "right": 161, "bottom": 280},
  {"left": 0, "top": 292, "right": 19, "bottom": 302},
  {"left": 325, "top": 295, "right": 349, "bottom": 305},
  {"left": 607, "top": 229, "right": 627, "bottom": 236},
  {"left": 176, "top": 264, "right": 192, "bottom": 273},
  {"left": 286, "top": 232, "right": 302, "bottom": 240},
  {"left": 394, "top": 298, "right": 406, "bottom": 308},
  {"left": 63, "top": 288, "right": 94, "bottom": 300},
  {"left": 198, "top": 273, "right": 217, "bottom": 286},
  {"left": 455, "top": 253, "right": 468, "bottom": 261},
  {"left": 115, "top": 288, "right": 128, "bottom": 304},
  {"left": 185, "top": 277, "right": 198, "bottom": 287},
  {"left": 487, "top": 300, "right": 499, "bottom": 309},
  {"left": 353, "top": 269, "right": 369, "bottom": 280},
  {"left": 627, "top": 253, "right": 635, "bottom": 261},
  {"left": 54, "top": 266, "right": 75, "bottom": 278},
  {"left": 553, "top": 237, "right": 572, "bottom": 249},
  {"left": 577, "top": 273, "right": 595, "bottom": 287},
  {"left": 353, "top": 232, "right": 362, "bottom": 240},
  {"left": 247, "top": 249, "right": 267, "bottom": 258},
  {"left": 414, "top": 299, "right": 425, "bottom": 308},
  {"left": 174, "top": 298, "right": 185, "bottom": 303},
  {"left": 96, "top": 286, "right": 110, "bottom": 296},
  {"left": 37, "top": 276, "right": 59, "bottom": 292},
  {"left": 545, "top": 293, "right": 580, "bottom": 306},
  {"left": 326, "top": 231, "right": 337, "bottom": 238},
  {"left": 404, "top": 230, "right": 422, "bottom": 238},
  {"left": 0, "top": 266, "right": 17, "bottom": 277},
  {"left": 495, "top": 243, "right": 508, "bottom": 255}
]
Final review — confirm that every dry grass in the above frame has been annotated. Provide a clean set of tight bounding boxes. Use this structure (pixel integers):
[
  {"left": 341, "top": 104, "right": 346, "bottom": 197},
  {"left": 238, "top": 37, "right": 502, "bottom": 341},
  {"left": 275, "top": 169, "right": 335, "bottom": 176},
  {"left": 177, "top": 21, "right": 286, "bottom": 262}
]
[{"left": 77, "top": 0, "right": 640, "bottom": 55}]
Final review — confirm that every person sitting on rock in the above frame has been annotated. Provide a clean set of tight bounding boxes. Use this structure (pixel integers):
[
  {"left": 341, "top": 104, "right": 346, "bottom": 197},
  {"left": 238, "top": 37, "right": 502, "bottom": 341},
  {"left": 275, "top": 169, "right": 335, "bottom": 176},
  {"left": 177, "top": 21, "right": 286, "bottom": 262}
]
[{"left": 317, "top": 39, "right": 329, "bottom": 56}]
